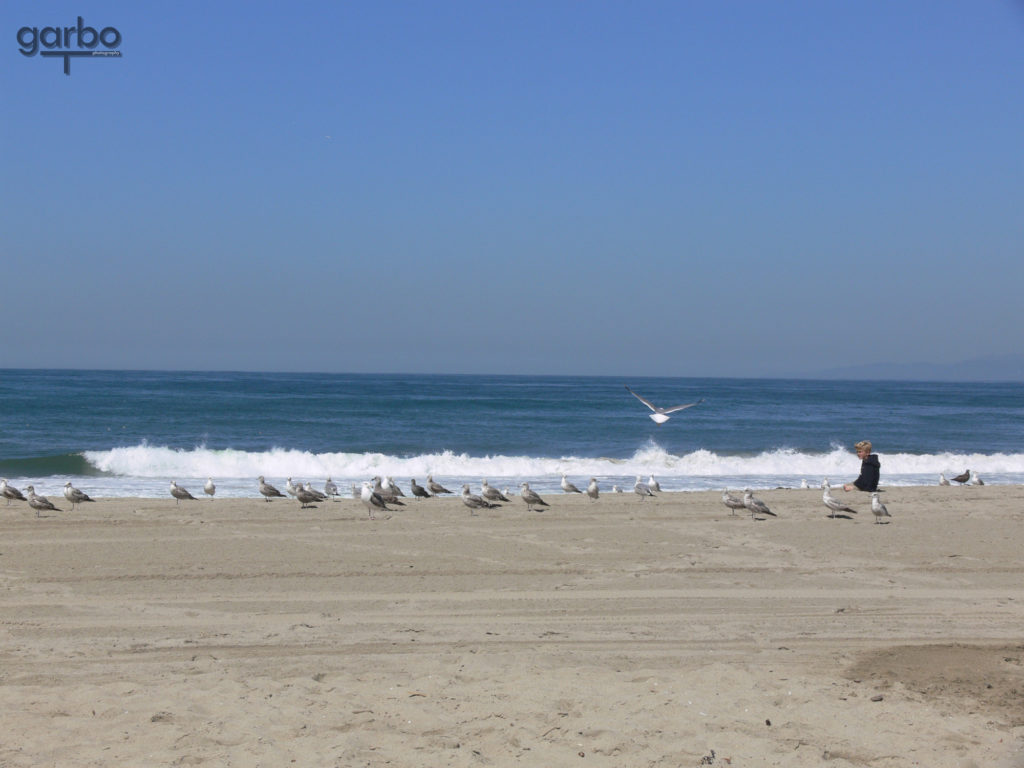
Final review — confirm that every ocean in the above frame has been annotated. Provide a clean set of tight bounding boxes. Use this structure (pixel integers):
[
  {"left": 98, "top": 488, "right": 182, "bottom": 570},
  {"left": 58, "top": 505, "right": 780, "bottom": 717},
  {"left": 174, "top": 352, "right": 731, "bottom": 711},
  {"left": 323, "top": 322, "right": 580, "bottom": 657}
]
[{"left": 1, "top": 370, "right": 1021, "bottom": 498}]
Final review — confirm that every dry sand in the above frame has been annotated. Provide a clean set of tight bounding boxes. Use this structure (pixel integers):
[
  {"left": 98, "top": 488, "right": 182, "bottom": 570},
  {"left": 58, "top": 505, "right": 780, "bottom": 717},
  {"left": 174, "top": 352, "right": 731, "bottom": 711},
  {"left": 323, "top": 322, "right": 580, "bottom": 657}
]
[{"left": 2, "top": 485, "right": 1023, "bottom": 767}]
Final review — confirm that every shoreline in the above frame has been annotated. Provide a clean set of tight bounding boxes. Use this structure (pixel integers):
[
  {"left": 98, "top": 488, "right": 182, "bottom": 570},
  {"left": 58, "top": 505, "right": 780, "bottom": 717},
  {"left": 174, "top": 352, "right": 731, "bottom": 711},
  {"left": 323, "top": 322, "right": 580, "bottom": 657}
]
[{"left": 2, "top": 487, "right": 1023, "bottom": 765}]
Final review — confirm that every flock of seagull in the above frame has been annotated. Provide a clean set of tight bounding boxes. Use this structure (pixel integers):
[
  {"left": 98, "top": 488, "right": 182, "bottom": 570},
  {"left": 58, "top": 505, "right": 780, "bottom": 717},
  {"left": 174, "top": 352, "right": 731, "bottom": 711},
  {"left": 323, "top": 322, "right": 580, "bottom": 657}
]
[{"left": 1, "top": 466, "right": 984, "bottom": 523}]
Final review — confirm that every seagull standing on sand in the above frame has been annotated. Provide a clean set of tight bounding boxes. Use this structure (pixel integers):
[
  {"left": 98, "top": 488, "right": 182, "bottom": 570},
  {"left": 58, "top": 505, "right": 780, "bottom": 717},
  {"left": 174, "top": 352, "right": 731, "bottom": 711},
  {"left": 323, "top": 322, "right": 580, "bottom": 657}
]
[
  {"left": 204, "top": 477, "right": 216, "bottom": 498},
  {"left": 951, "top": 470, "right": 970, "bottom": 485},
  {"left": 586, "top": 478, "right": 599, "bottom": 501},
  {"left": 871, "top": 492, "right": 891, "bottom": 524},
  {"left": 634, "top": 476, "right": 655, "bottom": 500},
  {"left": 970, "top": 471, "right": 984, "bottom": 486},
  {"left": 800, "top": 479, "right": 809, "bottom": 489},
  {"left": 372, "top": 476, "right": 405, "bottom": 505},
  {"left": 461, "top": 484, "right": 497, "bottom": 514},
  {"left": 63, "top": 482, "right": 95, "bottom": 510},
  {"left": 648, "top": 475, "right": 661, "bottom": 493},
  {"left": 721, "top": 489, "right": 746, "bottom": 516},
  {"left": 324, "top": 477, "right": 339, "bottom": 498},
  {"left": 1, "top": 479, "right": 27, "bottom": 505},
  {"left": 742, "top": 489, "right": 775, "bottom": 519},
  {"left": 26, "top": 485, "right": 61, "bottom": 517},
  {"left": 170, "top": 481, "right": 196, "bottom": 505},
  {"left": 939, "top": 473, "right": 951, "bottom": 486},
  {"left": 258, "top": 476, "right": 286, "bottom": 501},
  {"left": 561, "top": 475, "right": 582, "bottom": 494},
  {"left": 385, "top": 477, "right": 406, "bottom": 497},
  {"left": 303, "top": 482, "right": 327, "bottom": 501},
  {"left": 823, "top": 486, "right": 857, "bottom": 519},
  {"left": 519, "top": 482, "right": 549, "bottom": 511},
  {"left": 296, "top": 485, "right": 321, "bottom": 508},
  {"left": 480, "top": 479, "right": 509, "bottom": 503},
  {"left": 612, "top": 485, "right": 623, "bottom": 493},
  {"left": 410, "top": 479, "right": 432, "bottom": 499},
  {"left": 625, "top": 386, "right": 704, "bottom": 424},
  {"left": 285, "top": 478, "right": 301, "bottom": 497},
  {"left": 360, "top": 481, "right": 391, "bottom": 519},
  {"left": 427, "top": 475, "right": 452, "bottom": 495}
]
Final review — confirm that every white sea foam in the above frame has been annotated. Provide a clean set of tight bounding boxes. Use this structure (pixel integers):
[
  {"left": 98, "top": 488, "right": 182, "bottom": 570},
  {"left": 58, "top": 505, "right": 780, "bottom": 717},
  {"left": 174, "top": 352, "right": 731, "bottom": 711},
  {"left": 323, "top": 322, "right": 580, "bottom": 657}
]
[{"left": 59, "top": 442, "right": 1024, "bottom": 498}]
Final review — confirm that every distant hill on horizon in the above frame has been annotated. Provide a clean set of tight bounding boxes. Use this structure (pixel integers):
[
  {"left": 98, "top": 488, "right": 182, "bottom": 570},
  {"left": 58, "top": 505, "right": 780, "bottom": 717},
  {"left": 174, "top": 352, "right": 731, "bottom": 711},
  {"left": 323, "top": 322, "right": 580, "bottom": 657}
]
[{"left": 811, "top": 353, "right": 1024, "bottom": 382}]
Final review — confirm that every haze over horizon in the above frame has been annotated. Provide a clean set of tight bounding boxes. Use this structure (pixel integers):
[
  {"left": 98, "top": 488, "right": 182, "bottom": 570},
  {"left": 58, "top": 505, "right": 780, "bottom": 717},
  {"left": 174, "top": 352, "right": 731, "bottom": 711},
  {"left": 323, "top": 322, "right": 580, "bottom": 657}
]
[{"left": 3, "top": 1, "right": 1022, "bottom": 378}]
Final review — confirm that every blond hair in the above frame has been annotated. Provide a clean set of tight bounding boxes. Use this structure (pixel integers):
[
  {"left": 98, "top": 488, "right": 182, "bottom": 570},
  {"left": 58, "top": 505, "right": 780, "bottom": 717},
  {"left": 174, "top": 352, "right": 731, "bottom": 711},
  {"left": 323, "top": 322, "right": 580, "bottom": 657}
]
[{"left": 855, "top": 440, "right": 872, "bottom": 453}]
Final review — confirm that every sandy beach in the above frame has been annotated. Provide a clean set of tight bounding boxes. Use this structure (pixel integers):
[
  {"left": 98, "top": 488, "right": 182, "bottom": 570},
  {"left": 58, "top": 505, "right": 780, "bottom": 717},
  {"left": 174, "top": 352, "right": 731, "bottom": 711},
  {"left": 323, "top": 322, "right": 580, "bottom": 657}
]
[{"left": 2, "top": 485, "right": 1023, "bottom": 767}]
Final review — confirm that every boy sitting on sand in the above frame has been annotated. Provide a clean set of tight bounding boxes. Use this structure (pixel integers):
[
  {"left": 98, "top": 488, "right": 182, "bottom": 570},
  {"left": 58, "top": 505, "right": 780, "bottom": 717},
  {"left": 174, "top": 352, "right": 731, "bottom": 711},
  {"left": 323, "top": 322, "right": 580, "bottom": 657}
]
[{"left": 844, "top": 440, "right": 880, "bottom": 492}]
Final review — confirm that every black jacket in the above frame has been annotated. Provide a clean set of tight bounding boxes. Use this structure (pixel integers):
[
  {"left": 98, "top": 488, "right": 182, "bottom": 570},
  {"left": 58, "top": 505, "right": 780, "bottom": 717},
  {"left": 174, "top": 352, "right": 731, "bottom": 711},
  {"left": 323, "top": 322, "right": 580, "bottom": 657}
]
[{"left": 853, "top": 454, "right": 880, "bottom": 491}]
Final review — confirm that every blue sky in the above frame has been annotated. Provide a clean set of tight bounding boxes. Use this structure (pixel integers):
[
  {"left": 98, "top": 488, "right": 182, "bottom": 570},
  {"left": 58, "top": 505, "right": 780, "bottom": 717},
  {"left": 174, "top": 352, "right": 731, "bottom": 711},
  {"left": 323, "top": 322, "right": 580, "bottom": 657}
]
[{"left": 3, "top": 1, "right": 1023, "bottom": 376}]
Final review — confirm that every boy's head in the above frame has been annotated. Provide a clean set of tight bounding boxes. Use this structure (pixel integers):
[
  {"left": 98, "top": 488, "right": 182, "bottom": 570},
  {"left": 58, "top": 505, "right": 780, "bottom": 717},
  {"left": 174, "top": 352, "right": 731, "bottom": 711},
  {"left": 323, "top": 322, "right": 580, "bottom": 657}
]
[{"left": 855, "top": 440, "right": 872, "bottom": 457}]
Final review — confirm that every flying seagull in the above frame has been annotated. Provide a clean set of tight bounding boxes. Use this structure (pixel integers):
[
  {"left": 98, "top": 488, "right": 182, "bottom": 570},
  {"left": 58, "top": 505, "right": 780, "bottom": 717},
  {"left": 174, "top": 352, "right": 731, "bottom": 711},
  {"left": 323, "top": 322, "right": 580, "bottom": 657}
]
[{"left": 625, "top": 386, "right": 704, "bottom": 424}]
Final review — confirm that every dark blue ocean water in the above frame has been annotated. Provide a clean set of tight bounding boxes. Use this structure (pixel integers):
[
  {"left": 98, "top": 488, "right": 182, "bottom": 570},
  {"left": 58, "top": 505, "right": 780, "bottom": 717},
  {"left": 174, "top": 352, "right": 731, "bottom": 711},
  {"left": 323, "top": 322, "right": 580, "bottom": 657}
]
[{"left": 1, "top": 370, "right": 1021, "bottom": 497}]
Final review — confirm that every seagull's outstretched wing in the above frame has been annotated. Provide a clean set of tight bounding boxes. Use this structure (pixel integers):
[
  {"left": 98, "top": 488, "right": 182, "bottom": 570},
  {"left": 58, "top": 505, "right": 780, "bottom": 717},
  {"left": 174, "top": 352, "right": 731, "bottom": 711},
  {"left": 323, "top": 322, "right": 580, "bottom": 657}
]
[
  {"left": 625, "top": 386, "right": 658, "bottom": 413},
  {"left": 661, "top": 398, "right": 705, "bottom": 415}
]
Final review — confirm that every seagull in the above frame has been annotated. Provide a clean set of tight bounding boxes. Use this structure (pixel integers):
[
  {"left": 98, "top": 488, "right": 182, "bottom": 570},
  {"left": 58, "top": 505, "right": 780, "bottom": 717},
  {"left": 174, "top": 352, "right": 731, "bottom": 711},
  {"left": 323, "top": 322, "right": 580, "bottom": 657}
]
[
  {"left": 648, "top": 474, "right": 661, "bottom": 493},
  {"left": 970, "top": 471, "right": 984, "bottom": 486},
  {"left": 480, "top": 479, "right": 509, "bottom": 503},
  {"left": 561, "top": 474, "right": 582, "bottom": 494},
  {"left": 296, "top": 485, "right": 321, "bottom": 508},
  {"left": 427, "top": 475, "right": 452, "bottom": 495},
  {"left": 520, "top": 482, "right": 548, "bottom": 511},
  {"left": 204, "top": 477, "right": 216, "bottom": 498},
  {"left": 721, "top": 489, "right": 746, "bottom": 516},
  {"left": 258, "top": 476, "right": 286, "bottom": 501},
  {"left": 612, "top": 485, "right": 623, "bottom": 493},
  {"left": 461, "top": 484, "right": 497, "bottom": 514},
  {"left": 951, "top": 470, "right": 970, "bottom": 485},
  {"left": 372, "top": 476, "right": 405, "bottom": 505},
  {"left": 324, "top": 477, "right": 339, "bottom": 498},
  {"left": 625, "top": 385, "right": 704, "bottom": 424},
  {"left": 634, "top": 476, "right": 655, "bottom": 500},
  {"left": 385, "top": 477, "right": 406, "bottom": 497},
  {"left": 938, "top": 473, "right": 951, "bottom": 486},
  {"left": 800, "top": 479, "right": 809, "bottom": 489},
  {"left": 360, "top": 481, "right": 391, "bottom": 519},
  {"left": 871, "top": 492, "right": 891, "bottom": 524},
  {"left": 410, "top": 478, "right": 432, "bottom": 499},
  {"left": 820, "top": 478, "right": 831, "bottom": 489},
  {"left": 823, "top": 486, "right": 857, "bottom": 519},
  {"left": 742, "top": 489, "right": 775, "bottom": 519},
  {"left": 26, "top": 485, "right": 61, "bottom": 517},
  {"left": 1, "top": 478, "right": 27, "bottom": 505},
  {"left": 586, "top": 477, "right": 599, "bottom": 501},
  {"left": 303, "top": 482, "right": 327, "bottom": 501},
  {"left": 170, "top": 481, "right": 196, "bottom": 505},
  {"left": 63, "top": 482, "right": 95, "bottom": 510},
  {"left": 502, "top": 486, "right": 513, "bottom": 497}
]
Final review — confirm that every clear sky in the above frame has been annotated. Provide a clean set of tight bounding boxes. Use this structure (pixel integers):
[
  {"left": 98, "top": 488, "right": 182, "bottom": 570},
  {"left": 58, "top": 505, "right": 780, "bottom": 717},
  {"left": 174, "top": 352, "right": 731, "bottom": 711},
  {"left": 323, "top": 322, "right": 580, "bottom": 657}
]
[{"left": 3, "top": 1, "right": 1023, "bottom": 377}]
